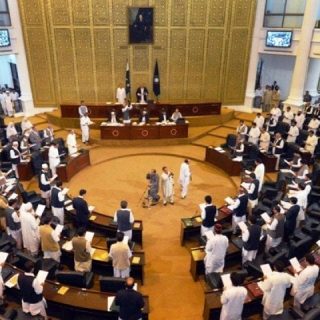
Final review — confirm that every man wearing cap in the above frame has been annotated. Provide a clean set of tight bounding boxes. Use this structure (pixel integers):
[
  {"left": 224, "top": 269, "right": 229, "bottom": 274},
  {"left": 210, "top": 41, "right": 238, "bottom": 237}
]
[
  {"left": 204, "top": 224, "right": 229, "bottom": 274},
  {"left": 48, "top": 142, "right": 60, "bottom": 176},
  {"left": 39, "top": 164, "right": 55, "bottom": 208},
  {"left": 10, "top": 140, "right": 21, "bottom": 179},
  {"left": 20, "top": 202, "right": 40, "bottom": 256}
]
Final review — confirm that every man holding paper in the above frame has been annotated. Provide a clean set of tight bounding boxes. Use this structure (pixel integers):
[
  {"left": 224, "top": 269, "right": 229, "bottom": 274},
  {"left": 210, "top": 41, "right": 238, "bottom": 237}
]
[
  {"left": 220, "top": 272, "right": 247, "bottom": 320},
  {"left": 72, "top": 227, "right": 92, "bottom": 272},
  {"left": 39, "top": 164, "right": 56, "bottom": 208},
  {"left": 114, "top": 200, "right": 134, "bottom": 240},
  {"left": 283, "top": 197, "right": 300, "bottom": 241},
  {"left": 73, "top": 189, "right": 90, "bottom": 229},
  {"left": 291, "top": 254, "right": 319, "bottom": 309},
  {"left": 9, "top": 140, "right": 22, "bottom": 179},
  {"left": 200, "top": 195, "right": 216, "bottom": 236},
  {"left": 204, "top": 224, "right": 228, "bottom": 274},
  {"left": 48, "top": 142, "right": 61, "bottom": 176},
  {"left": 265, "top": 206, "right": 284, "bottom": 252},
  {"left": 109, "top": 232, "right": 132, "bottom": 278},
  {"left": 5, "top": 198, "right": 22, "bottom": 249},
  {"left": 51, "top": 180, "right": 66, "bottom": 224},
  {"left": 39, "top": 216, "right": 61, "bottom": 262}
]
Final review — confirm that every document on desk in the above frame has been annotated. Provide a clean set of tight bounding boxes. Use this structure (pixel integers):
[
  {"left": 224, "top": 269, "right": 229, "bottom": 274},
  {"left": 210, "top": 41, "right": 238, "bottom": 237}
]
[
  {"left": 221, "top": 274, "right": 232, "bottom": 289},
  {"left": 66, "top": 205, "right": 74, "bottom": 211},
  {"left": 107, "top": 296, "right": 120, "bottom": 312},
  {"left": 89, "top": 215, "right": 96, "bottom": 221},
  {"left": 214, "top": 147, "right": 223, "bottom": 151},
  {"left": 64, "top": 199, "right": 72, "bottom": 206},
  {"left": 70, "top": 153, "right": 80, "bottom": 158},
  {"left": 261, "top": 213, "right": 271, "bottom": 224},
  {"left": 85, "top": 231, "right": 94, "bottom": 243},
  {"left": 88, "top": 205, "right": 95, "bottom": 212},
  {"left": 57, "top": 286, "right": 69, "bottom": 295},
  {"left": 53, "top": 224, "right": 64, "bottom": 237},
  {"left": 132, "top": 257, "right": 140, "bottom": 264},
  {"left": 5, "top": 274, "right": 18, "bottom": 288},
  {"left": 35, "top": 204, "right": 46, "bottom": 217},
  {"left": 133, "top": 222, "right": 140, "bottom": 228},
  {"left": 260, "top": 264, "right": 273, "bottom": 276},
  {"left": 36, "top": 270, "right": 48, "bottom": 284},
  {"left": 290, "top": 257, "right": 303, "bottom": 273}
]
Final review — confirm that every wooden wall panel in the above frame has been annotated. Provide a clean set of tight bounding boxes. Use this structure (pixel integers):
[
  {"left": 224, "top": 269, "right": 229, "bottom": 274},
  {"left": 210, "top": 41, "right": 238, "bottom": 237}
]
[{"left": 19, "top": 0, "right": 257, "bottom": 106}]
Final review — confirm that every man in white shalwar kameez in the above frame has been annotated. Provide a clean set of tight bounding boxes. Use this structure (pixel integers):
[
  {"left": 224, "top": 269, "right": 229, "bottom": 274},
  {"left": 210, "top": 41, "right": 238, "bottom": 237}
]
[
  {"left": 80, "top": 112, "right": 93, "bottom": 143},
  {"left": 179, "top": 159, "right": 191, "bottom": 199},
  {"left": 20, "top": 202, "right": 40, "bottom": 256},
  {"left": 254, "top": 159, "right": 265, "bottom": 192},
  {"left": 48, "top": 142, "right": 60, "bottom": 176},
  {"left": 260, "top": 260, "right": 292, "bottom": 319},
  {"left": 116, "top": 84, "right": 126, "bottom": 105},
  {"left": 161, "top": 167, "right": 174, "bottom": 205},
  {"left": 220, "top": 272, "right": 247, "bottom": 320},
  {"left": 66, "top": 130, "right": 78, "bottom": 155},
  {"left": 4, "top": 91, "right": 14, "bottom": 117},
  {"left": 248, "top": 122, "right": 260, "bottom": 145},
  {"left": 259, "top": 127, "right": 270, "bottom": 153},
  {"left": 204, "top": 224, "right": 228, "bottom": 274},
  {"left": 291, "top": 254, "right": 319, "bottom": 309}
]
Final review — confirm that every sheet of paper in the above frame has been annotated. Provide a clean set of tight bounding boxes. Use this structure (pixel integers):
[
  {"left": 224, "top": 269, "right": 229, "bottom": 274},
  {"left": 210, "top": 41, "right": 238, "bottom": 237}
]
[
  {"left": 221, "top": 274, "right": 232, "bottom": 289},
  {"left": 133, "top": 222, "right": 140, "bottom": 228},
  {"left": 5, "top": 274, "right": 18, "bottom": 288},
  {"left": 132, "top": 257, "right": 140, "bottom": 264},
  {"left": 261, "top": 213, "right": 271, "bottom": 224},
  {"left": 0, "top": 252, "right": 8, "bottom": 264},
  {"left": 290, "top": 257, "right": 302, "bottom": 273},
  {"left": 108, "top": 296, "right": 115, "bottom": 311},
  {"left": 90, "top": 248, "right": 96, "bottom": 256},
  {"left": 71, "top": 153, "right": 80, "bottom": 158},
  {"left": 224, "top": 197, "right": 234, "bottom": 205},
  {"left": 88, "top": 205, "right": 95, "bottom": 212},
  {"left": 238, "top": 221, "right": 248, "bottom": 233},
  {"left": 61, "top": 188, "right": 69, "bottom": 195},
  {"left": 64, "top": 199, "right": 72, "bottom": 206},
  {"left": 66, "top": 205, "right": 74, "bottom": 211},
  {"left": 195, "top": 217, "right": 202, "bottom": 223},
  {"left": 62, "top": 240, "right": 73, "bottom": 251},
  {"left": 36, "top": 270, "right": 48, "bottom": 284},
  {"left": 281, "top": 201, "right": 292, "bottom": 210},
  {"left": 54, "top": 224, "right": 64, "bottom": 237},
  {"left": 214, "top": 147, "right": 223, "bottom": 151},
  {"left": 57, "top": 286, "right": 69, "bottom": 295},
  {"left": 205, "top": 231, "right": 214, "bottom": 241},
  {"left": 123, "top": 235, "right": 129, "bottom": 245},
  {"left": 280, "top": 169, "right": 295, "bottom": 175},
  {"left": 35, "top": 204, "right": 46, "bottom": 217},
  {"left": 260, "top": 264, "right": 272, "bottom": 276},
  {"left": 85, "top": 231, "right": 94, "bottom": 243},
  {"left": 8, "top": 193, "right": 18, "bottom": 201},
  {"left": 89, "top": 215, "right": 96, "bottom": 221},
  {"left": 133, "top": 283, "right": 138, "bottom": 291},
  {"left": 317, "top": 240, "right": 320, "bottom": 247}
]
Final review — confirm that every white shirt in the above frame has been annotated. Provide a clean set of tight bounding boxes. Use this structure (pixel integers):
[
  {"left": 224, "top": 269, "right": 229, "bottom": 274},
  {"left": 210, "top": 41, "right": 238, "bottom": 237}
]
[
  {"left": 259, "top": 132, "right": 270, "bottom": 151},
  {"left": 48, "top": 146, "right": 60, "bottom": 168},
  {"left": 179, "top": 162, "right": 191, "bottom": 186},
  {"left": 248, "top": 127, "right": 260, "bottom": 144},
  {"left": 270, "top": 107, "right": 282, "bottom": 120},
  {"left": 254, "top": 163, "right": 265, "bottom": 192},
  {"left": 80, "top": 115, "right": 91, "bottom": 127},
  {"left": 287, "top": 126, "right": 299, "bottom": 143},
  {"left": 283, "top": 111, "right": 294, "bottom": 124},
  {"left": 305, "top": 135, "right": 318, "bottom": 154},
  {"left": 116, "top": 87, "right": 126, "bottom": 105},
  {"left": 254, "top": 116, "right": 265, "bottom": 129},
  {"left": 308, "top": 118, "right": 320, "bottom": 130},
  {"left": 10, "top": 147, "right": 21, "bottom": 162},
  {"left": 220, "top": 286, "right": 247, "bottom": 320},
  {"left": 295, "top": 114, "right": 305, "bottom": 129},
  {"left": 113, "top": 209, "right": 134, "bottom": 224},
  {"left": 20, "top": 207, "right": 40, "bottom": 254},
  {"left": 66, "top": 133, "right": 77, "bottom": 155},
  {"left": 6, "top": 125, "right": 17, "bottom": 139}
]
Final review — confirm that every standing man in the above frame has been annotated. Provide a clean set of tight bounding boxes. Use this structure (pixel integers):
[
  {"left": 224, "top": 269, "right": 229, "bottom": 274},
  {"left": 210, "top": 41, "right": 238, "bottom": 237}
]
[
  {"left": 179, "top": 159, "right": 191, "bottom": 199},
  {"left": 199, "top": 195, "right": 216, "bottom": 236},
  {"left": 72, "top": 227, "right": 92, "bottom": 272},
  {"left": 3, "top": 91, "right": 14, "bottom": 117},
  {"left": 146, "top": 169, "right": 160, "bottom": 206},
  {"left": 29, "top": 127, "right": 42, "bottom": 151},
  {"left": 254, "top": 158, "right": 265, "bottom": 192},
  {"left": 220, "top": 272, "right": 247, "bottom": 320},
  {"left": 116, "top": 84, "right": 126, "bottom": 105},
  {"left": 10, "top": 140, "right": 21, "bottom": 179},
  {"left": 115, "top": 277, "right": 144, "bottom": 319},
  {"left": 39, "top": 215, "right": 61, "bottom": 263},
  {"left": 114, "top": 201, "right": 134, "bottom": 240},
  {"left": 246, "top": 173, "right": 259, "bottom": 215},
  {"left": 109, "top": 232, "right": 132, "bottom": 278},
  {"left": 136, "top": 85, "right": 148, "bottom": 104},
  {"left": 161, "top": 167, "right": 174, "bottom": 205},
  {"left": 272, "top": 132, "right": 284, "bottom": 171},
  {"left": 72, "top": 189, "right": 90, "bottom": 229},
  {"left": 39, "top": 164, "right": 55, "bottom": 208},
  {"left": 48, "top": 142, "right": 60, "bottom": 176},
  {"left": 287, "top": 120, "right": 299, "bottom": 143},
  {"left": 204, "top": 224, "right": 229, "bottom": 274},
  {"left": 5, "top": 199, "right": 22, "bottom": 249},
  {"left": 259, "top": 126, "right": 270, "bottom": 152},
  {"left": 78, "top": 100, "right": 88, "bottom": 117},
  {"left": 17, "top": 261, "right": 47, "bottom": 318},
  {"left": 51, "top": 180, "right": 65, "bottom": 224},
  {"left": 80, "top": 112, "right": 93, "bottom": 144},
  {"left": 228, "top": 187, "right": 248, "bottom": 234},
  {"left": 66, "top": 130, "right": 78, "bottom": 155},
  {"left": 284, "top": 197, "right": 300, "bottom": 241},
  {"left": 265, "top": 206, "right": 285, "bottom": 252},
  {"left": 248, "top": 122, "right": 260, "bottom": 145}
]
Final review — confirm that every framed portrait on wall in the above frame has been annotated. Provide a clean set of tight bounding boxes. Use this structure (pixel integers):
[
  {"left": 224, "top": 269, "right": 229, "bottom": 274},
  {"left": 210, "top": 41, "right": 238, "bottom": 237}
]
[{"left": 128, "top": 7, "right": 153, "bottom": 44}]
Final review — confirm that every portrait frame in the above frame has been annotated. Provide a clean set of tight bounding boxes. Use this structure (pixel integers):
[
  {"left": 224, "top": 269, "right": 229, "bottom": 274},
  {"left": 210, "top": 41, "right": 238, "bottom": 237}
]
[{"left": 128, "top": 7, "right": 154, "bottom": 44}]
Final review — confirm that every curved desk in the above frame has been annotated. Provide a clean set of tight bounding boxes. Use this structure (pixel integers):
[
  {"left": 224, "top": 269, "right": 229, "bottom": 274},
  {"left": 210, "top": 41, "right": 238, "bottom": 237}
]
[
  {"left": 64, "top": 202, "right": 143, "bottom": 247},
  {"left": 100, "top": 123, "right": 188, "bottom": 140},
  {"left": 3, "top": 264, "right": 149, "bottom": 320},
  {"left": 61, "top": 102, "right": 221, "bottom": 118}
]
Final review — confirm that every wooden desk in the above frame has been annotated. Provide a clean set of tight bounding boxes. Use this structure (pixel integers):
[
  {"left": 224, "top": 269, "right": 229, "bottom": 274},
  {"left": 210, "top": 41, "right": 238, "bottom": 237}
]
[
  {"left": 205, "top": 147, "right": 242, "bottom": 176},
  {"left": 180, "top": 208, "right": 232, "bottom": 246},
  {"left": 100, "top": 123, "right": 189, "bottom": 140},
  {"left": 3, "top": 265, "right": 149, "bottom": 320},
  {"left": 17, "top": 160, "right": 33, "bottom": 181},
  {"left": 259, "top": 152, "right": 277, "bottom": 172},
  {"left": 64, "top": 203, "right": 143, "bottom": 247},
  {"left": 61, "top": 102, "right": 221, "bottom": 118},
  {"left": 189, "top": 242, "right": 241, "bottom": 281},
  {"left": 57, "top": 150, "right": 90, "bottom": 182}
]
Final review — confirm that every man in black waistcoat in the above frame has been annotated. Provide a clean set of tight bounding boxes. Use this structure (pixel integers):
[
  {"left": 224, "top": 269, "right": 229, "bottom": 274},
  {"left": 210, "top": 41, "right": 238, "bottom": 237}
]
[
  {"left": 114, "top": 200, "right": 134, "bottom": 240},
  {"left": 5, "top": 198, "right": 22, "bottom": 249},
  {"left": 115, "top": 277, "right": 144, "bottom": 320},
  {"left": 72, "top": 189, "right": 90, "bottom": 229},
  {"left": 17, "top": 261, "right": 47, "bottom": 318},
  {"left": 200, "top": 195, "right": 216, "bottom": 236},
  {"left": 284, "top": 197, "right": 300, "bottom": 241},
  {"left": 241, "top": 215, "right": 261, "bottom": 265},
  {"left": 228, "top": 187, "right": 248, "bottom": 234}
]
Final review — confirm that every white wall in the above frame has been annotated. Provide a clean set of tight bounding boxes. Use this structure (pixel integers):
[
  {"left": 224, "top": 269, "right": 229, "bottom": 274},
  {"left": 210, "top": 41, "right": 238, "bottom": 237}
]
[
  {"left": 0, "top": 54, "right": 16, "bottom": 88},
  {"left": 260, "top": 53, "right": 296, "bottom": 100}
]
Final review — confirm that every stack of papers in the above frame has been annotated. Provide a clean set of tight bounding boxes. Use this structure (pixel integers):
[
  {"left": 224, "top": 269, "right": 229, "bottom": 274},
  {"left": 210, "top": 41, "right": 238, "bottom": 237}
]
[
  {"left": 232, "top": 157, "right": 242, "bottom": 162},
  {"left": 57, "top": 286, "right": 69, "bottom": 295},
  {"left": 132, "top": 257, "right": 140, "bottom": 264},
  {"left": 35, "top": 204, "right": 46, "bottom": 217},
  {"left": 260, "top": 264, "right": 273, "bottom": 276},
  {"left": 221, "top": 274, "right": 232, "bottom": 289},
  {"left": 66, "top": 205, "right": 74, "bottom": 211},
  {"left": 214, "top": 147, "right": 224, "bottom": 152},
  {"left": 290, "top": 257, "right": 303, "bottom": 273},
  {"left": 64, "top": 199, "right": 72, "bottom": 206},
  {"left": 261, "top": 213, "right": 271, "bottom": 224}
]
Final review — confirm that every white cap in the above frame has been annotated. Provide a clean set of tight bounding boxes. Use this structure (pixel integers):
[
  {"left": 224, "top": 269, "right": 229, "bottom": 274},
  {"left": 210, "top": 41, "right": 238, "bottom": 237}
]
[
  {"left": 25, "top": 202, "right": 32, "bottom": 211},
  {"left": 42, "top": 163, "right": 48, "bottom": 169}
]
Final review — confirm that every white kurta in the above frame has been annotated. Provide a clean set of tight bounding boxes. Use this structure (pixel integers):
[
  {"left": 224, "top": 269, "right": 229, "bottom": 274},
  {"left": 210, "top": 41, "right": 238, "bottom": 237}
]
[
  {"left": 254, "top": 163, "right": 265, "bottom": 192},
  {"left": 161, "top": 172, "right": 174, "bottom": 204},
  {"left": 204, "top": 234, "right": 229, "bottom": 273},
  {"left": 116, "top": 87, "right": 126, "bottom": 105},
  {"left": 220, "top": 286, "right": 247, "bottom": 320},
  {"left": 248, "top": 127, "right": 260, "bottom": 144},
  {"left": 66, "top": 133, "right": 77, "bottom": 155},
  {"left": 259, "top": 132, "right": 270, "bottom": 152},
  {"left": 261, "top": 271, "right": 292, "bottom": 317},
  {"left": 292, "top": 265, "right": 319, "bottom": 305},
  {"left": 48, "top": 146, "right": 60, "bottom": 176},
  {"left": 21, "top": 120, "right": 33, "bottom": 132},
  {"left": 295, "top": 114, "right": 305, "bottom": 129},
  {"left": 80, "top": 116, "right": 91, "bottom": 142},
  {"left": 4, "top": 95, "right": 14, "bottom": 116},
  {"left": 287, "top": 126, "right": 299, "bottom": 143},
  {"left": 20, "top": 206, "right": 40, "bottom": 255},
  {"left": 6, "top": 125, "right": 17, "bottom": 140},
  {"left": 282, "top": 111, "right": 294, "bottom": 124},
  {"left": 179, "top": 162, "right": 191, "bottom": 198},
  {"left": 254, "top": 116, "right": 265, "bottom": 129}
]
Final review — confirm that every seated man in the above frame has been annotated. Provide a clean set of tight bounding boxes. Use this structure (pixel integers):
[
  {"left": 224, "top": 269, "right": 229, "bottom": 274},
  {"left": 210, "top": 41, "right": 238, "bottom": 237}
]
[
  {"left": 108, "top": 108, "right": 119, "bottom": 124},
  {"left": 308, "top": 115, "right": 320, "bottom": 131},
  {"left": 171, "top": 108, "right": 182, "bottom": 123},
  {"left": 139, "top": 107, "right": 150, "bottom": 124},
  {"left": 159, "top": 108, "right": 169, "bottom": 123}
]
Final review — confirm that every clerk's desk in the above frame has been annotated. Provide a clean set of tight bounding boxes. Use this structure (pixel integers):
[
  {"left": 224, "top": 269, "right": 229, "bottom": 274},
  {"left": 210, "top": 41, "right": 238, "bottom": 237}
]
[
  {"left": 61, "top": 235, "right": 145, "bottom": 284},
  {"left": 57, "top": 149, "right": 90, "bottom": 182},
  {"left": 3, "top": 264, "right": 149, "bottom": 320},
  {"left": 64, "top": 200, "right": 143, "bottom": 247},
  {"left": 203, "top": 251, "right": 320, "bottom": 320},
  {"left": 17, "top": 160, "right": 33, "bottom": 181}
]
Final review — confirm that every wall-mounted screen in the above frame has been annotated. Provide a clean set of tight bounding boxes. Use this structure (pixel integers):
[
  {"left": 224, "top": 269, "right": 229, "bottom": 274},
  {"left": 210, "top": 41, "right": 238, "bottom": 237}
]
[
  {"left": 0, "top": 29, "right": 10, "bottom": 47},
  {"left": 128, "top": 7, "right": 153, "bottom": 44},
  {"left": 266, "top": 30, "right": 293, "bottom": 48}
]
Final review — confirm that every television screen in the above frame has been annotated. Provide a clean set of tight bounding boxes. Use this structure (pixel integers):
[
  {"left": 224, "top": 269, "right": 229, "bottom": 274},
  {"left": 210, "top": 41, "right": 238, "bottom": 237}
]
[
  {"left": 0, "top": 29, "right": 10, "bottom": 47},
  {"left": 266, "top": 31, "right": 292, "bottom": 48}
]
